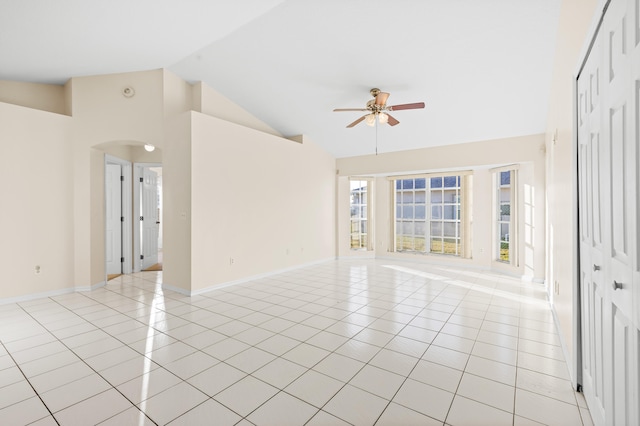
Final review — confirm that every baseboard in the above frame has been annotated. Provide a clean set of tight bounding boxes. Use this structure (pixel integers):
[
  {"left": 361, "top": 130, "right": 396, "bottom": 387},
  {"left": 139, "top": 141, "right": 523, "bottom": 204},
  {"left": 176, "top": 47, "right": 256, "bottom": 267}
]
[
  {"left": 0, "top": 287, "right": 77, "bottom": 306},
  {"left": 181, "top": 257, "right": 336, "bottom": 297},
  {"left": 161, "top": 282, "right": 191, "bottom": 296},
  {"left": 75, "top": 281, "right": 106, "bottom": 292}
]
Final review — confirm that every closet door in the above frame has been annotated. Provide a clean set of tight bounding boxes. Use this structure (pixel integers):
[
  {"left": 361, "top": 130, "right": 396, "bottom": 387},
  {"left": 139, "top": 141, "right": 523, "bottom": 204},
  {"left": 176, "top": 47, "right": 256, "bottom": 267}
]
[
  {"left": 578, "top": 26, "right": 606, "bottom": 426},
  {"left": 578, "top": 0, "right": 639, "bottom": 425},
  {"left": 603, "top": 1, "right": 637, "bottom": 424}
]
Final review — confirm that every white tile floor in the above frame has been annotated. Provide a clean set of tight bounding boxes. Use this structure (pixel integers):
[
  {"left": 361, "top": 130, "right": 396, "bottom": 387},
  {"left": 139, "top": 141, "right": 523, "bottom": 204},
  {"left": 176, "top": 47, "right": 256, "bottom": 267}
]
[{"left": 0, "top": 259, "right": 593, "bottom": 425}]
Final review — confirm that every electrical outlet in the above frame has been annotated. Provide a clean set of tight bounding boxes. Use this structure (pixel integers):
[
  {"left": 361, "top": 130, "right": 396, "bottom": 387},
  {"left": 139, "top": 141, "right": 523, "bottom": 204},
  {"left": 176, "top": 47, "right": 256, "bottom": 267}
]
[
  {"left": 34, "top": 265, "right": 41, "bottom": 274},
  {"left": 229, "top": 257, "right": 234, "bottom": 265}
]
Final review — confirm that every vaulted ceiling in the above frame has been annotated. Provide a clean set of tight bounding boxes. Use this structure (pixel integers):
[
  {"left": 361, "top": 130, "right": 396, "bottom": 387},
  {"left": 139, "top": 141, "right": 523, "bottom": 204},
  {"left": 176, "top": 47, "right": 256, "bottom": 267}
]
[{"left": 0, "top": 0, "right": 562, "bottom": 158}]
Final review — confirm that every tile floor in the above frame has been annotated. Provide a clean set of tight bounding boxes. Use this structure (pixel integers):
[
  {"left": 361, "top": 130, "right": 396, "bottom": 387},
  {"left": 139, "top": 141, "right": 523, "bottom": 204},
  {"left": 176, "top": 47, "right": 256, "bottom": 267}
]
[{"left": 0, "top": 259, "right": 593, "bottom": 425}]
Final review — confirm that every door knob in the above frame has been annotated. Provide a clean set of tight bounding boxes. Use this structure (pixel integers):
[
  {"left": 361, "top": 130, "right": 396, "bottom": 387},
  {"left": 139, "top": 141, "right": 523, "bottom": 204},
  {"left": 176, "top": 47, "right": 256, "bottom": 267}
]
[
  {"left": 612, "top": 281, "right": 623, "bottom": 291},
  {"left": 593, "top": 264, "right": 601, "bottom": 271}
]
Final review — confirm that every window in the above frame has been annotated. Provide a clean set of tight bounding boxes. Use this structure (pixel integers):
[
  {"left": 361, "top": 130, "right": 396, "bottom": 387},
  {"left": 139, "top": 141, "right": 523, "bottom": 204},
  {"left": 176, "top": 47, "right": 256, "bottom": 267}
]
[
  {"left": 496, "top": 169, "right": 516, "bottom": 263},
  {"left": 394, "top": 175, "right": 464, "bottom": 256},
  {"left": 350, "top": 179, "right": 369, "bottom": 250},
  {"left": 395, "top": 178, "right": 427, "bottom": 251},
  {"left": 430, "top": 176, "right": 462, "bottom": 255}
]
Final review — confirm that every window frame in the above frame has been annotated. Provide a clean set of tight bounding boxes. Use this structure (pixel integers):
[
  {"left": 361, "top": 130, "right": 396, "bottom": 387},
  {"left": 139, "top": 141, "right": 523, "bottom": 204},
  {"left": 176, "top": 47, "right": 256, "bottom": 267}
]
[
  {"left": 492, "top": 166, "right": 518, "bottom": 266},
  {"left": 389, "top": 171, "right": 472, "bottom": 257},
  {"left": 349, "top": 177, "right": 373, "bottom": 251}
]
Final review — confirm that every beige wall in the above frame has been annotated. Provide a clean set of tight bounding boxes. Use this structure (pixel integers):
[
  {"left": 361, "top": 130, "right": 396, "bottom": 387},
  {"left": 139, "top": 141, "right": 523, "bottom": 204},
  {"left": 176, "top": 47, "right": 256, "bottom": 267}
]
[
  {"left": 0, "top": 65, "right": 339, "bottom": 301},
  {"left": 70, "top": 69, "right": 166, "bottom": 288},
  {"left": 190, "top": 113, "right": 336, "bottom": 292},
  {"left": 337, "top": 134, "right": 547, "bottom": 280},
  {"left": 544, "top": 0, "right": 599, "bottom": 380},
  {"left": 0, "top": 102, "right": 74, "bottom": 299},
  {"left": 0, "top": 80, "right": 67, "bottom": 115},
  {"left": 160, "top": 70, "right": 194, "bottom": 292},
  {"left": 162, "top": 112, "right": 192, "bottom": 292},
  {"left": 70, "top": 70, "right": 165, "bottom": 147},
  {"left": 192, "top": 82, "right": 281, "bottom": 137},
  {"left": 90, "top": 149, "right": 105, "bottom": 285}
]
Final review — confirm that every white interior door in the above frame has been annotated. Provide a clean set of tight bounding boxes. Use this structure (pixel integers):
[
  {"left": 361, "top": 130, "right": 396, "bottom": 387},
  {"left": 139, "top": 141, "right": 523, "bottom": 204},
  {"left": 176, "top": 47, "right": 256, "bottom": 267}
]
[
  {"left": 603, "top": 2, "right": 637, "bottom": 424},
  {"left": 141, "top": 168, "right": 159, "bottom": 269},
  {"left": 106, "top": 164, "right": 122, "bottom": 275},
  {"left": 577, "top": 0, "right": 639, "bottom": 424},
  {"left": 578, "top": 28, "right": 606, "bottom": 425}
]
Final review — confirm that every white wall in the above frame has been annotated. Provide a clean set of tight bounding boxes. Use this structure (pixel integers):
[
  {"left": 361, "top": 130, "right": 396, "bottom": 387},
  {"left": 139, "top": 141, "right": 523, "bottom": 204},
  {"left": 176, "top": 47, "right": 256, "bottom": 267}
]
[
  {"left": 190, "top": 113, "right": 336, "bottom": 292},
  {"left": 337, "top": 134, "right": 546, "bottom": 280},
  {"left": 544, "top": 0, "right": 599, "bottom": 379}
]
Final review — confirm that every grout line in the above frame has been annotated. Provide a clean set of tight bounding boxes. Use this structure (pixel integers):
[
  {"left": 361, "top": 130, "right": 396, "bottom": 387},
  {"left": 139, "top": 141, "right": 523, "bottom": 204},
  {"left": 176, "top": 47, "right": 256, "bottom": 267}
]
[
  {"left": 0, "top": 340, "right": 61, "bottom": 425},
  {"left": 19, "top": 294, "right": 160, "bottom": 425},
  {"left": 0, "top": 259, "right": 587, "bottom": 426}
]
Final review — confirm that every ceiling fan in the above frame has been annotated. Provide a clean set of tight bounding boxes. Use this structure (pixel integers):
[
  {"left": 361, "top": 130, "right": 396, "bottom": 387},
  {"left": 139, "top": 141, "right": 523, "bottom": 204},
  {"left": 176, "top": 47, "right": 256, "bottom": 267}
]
[{"left": 333, "top": 88, "right": 425, "bottom": 128}]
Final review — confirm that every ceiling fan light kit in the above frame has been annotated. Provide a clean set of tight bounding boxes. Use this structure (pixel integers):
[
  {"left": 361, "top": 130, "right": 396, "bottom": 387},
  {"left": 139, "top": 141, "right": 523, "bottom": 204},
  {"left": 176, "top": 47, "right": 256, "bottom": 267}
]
[
  {"left": 365, "top": 114, "right": 376, "bottom": 126},
  {"left": 333, "top": 88, "right": 425, "bottom": 128}
]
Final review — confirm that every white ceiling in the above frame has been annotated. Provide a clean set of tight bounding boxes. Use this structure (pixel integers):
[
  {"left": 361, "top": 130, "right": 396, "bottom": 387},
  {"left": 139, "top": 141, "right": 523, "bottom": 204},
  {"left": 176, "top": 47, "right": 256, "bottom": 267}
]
[{"left": 0, "top": 0, "right": 562, "bottom": 158}]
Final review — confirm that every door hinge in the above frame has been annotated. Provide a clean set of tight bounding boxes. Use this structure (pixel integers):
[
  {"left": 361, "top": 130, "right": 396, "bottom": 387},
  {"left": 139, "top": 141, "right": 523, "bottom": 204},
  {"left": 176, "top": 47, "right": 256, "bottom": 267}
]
[
  {"left": 120, "top": 257, "right": 124, "bottom": 263},
  {"left": 120, "top": 175, "right": 124, "bottom": 182},
  {"left": 140, "top": 255, "right": 144, "bottom": 260},
  {"left": 140, "top": 216, "right": 144, "bottom": 221},
  {"left": 121, "top": 216, "right": 124, "bottom": 222},
  {"left": 140, "top": 177, "right": 144, "bottom": 183}
]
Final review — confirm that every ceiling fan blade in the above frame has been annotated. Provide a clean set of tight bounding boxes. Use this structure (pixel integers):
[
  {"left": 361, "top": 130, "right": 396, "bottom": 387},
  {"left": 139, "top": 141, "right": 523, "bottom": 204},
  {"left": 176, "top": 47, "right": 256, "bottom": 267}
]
[
  {"left": 334, "top": 108, "right": 368, "bottom": 112},
  {"left": 387, "top": 102, "right": 425, "bottom": 111},
  {"left": 386, "top": 114, "right": 400, "bottom": 126},
  {"left": 375, "top": 92, "right": 390, "bottom": 106},
  {"left": 346, "top": 115, "right": 367, "bottom": 128}
]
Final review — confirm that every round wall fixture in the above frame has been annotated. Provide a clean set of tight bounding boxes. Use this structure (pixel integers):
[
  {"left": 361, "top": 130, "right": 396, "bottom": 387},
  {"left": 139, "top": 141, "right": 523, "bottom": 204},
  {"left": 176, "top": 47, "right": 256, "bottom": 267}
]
[{"left": 122, "top": 86, "right": 135, "bottom": 98}]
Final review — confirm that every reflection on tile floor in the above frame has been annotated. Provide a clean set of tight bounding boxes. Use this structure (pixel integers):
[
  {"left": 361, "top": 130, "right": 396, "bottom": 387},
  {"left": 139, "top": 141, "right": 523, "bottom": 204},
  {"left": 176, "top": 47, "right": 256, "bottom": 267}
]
[{"left": 0, "top": 259, "right": 593, "bottom": 425}]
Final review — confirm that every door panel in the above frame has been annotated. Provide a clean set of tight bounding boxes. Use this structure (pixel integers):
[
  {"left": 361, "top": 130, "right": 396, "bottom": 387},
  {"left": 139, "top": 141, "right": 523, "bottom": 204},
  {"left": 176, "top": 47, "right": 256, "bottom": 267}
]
[
  {"left": 612, "top": 306, "right": 631, "bottom": 425},
  {"left": 593, "top": 283, "right": 606, "bottom": 420},
  {"left": 609, "top": 105, "right": 628, "bottom": 262},
  {"left": 141, "top": 168, "right": 159, "bottom": 269},
  {"left": 106, "top": 164, "right": 122, "bottom": 275},
  {"left": 591, "top": 135, "right": 602, "bottom": 248}
]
